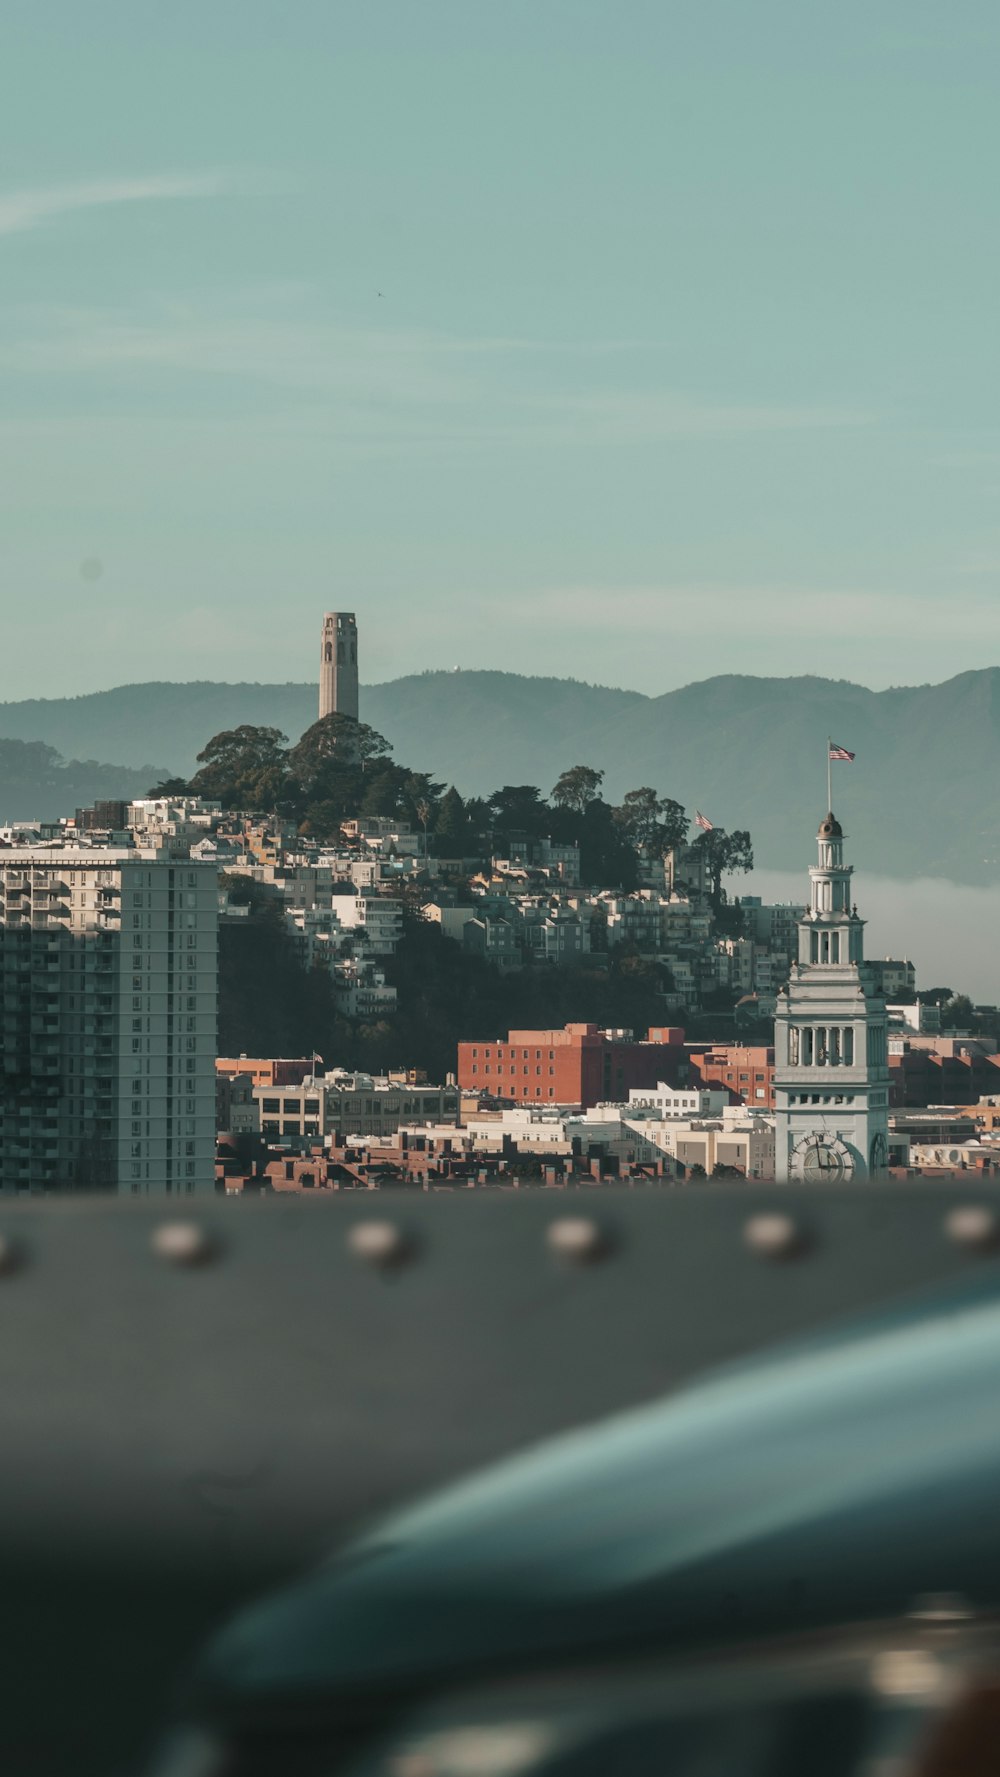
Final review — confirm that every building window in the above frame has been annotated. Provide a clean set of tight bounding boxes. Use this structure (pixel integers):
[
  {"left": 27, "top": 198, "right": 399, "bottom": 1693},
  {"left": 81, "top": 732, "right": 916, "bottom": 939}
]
[{"left": 844, "top": 1028, "right": 854, "bottom": 1065}]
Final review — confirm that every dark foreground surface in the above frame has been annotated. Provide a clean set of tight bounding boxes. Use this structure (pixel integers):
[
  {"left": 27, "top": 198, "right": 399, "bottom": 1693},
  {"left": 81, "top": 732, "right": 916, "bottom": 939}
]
[{"left": 0, "top": 1182, "right": 996, "bottom": 1774}]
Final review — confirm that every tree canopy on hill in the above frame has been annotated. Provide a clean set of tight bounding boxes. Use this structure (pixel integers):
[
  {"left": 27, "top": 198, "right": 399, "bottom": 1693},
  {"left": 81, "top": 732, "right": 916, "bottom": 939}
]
[{"left": 175, "top": 714, "right": 754, "bottom": 892}]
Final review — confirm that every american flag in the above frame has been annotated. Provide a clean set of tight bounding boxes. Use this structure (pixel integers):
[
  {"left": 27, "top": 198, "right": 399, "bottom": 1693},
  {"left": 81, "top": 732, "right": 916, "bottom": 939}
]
[
  {"left": 695, "top": 811, "right": 714, "bottom": 831},
  {"left": 829, "top": 743, "right": 855, "bottom": 762}
]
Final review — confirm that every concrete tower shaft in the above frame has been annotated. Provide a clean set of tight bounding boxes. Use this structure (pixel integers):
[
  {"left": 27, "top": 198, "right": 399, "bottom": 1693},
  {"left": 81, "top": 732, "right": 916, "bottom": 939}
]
[{"left": 319, "top": 613, "right": 359, "bottom": 722}]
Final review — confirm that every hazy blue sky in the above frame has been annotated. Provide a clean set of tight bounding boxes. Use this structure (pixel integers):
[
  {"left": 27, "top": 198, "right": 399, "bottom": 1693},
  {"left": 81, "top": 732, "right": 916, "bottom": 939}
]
[{"left": 4, "top": 2, "right": 1000, "bottom": 699}]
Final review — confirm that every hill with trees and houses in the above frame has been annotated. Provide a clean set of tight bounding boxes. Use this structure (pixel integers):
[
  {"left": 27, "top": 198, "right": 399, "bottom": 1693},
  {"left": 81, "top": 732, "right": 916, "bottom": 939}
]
[{"left": 2, "top": 667, "right": 1000, "bottom": 882}]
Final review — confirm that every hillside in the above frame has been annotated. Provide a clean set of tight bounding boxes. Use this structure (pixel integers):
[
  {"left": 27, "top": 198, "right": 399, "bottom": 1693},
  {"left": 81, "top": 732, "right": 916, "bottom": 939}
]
[
  {"left": 1, "top": 669, "right": 999, "bottom": 882},
  {"left": 0, "top": 739, "right": 167, "bottom": 825}
]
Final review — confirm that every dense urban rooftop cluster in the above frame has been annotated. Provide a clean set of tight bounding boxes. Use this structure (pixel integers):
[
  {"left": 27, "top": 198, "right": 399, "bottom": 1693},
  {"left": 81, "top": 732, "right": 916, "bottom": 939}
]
[{"left": 2, "top": 691, "right": 997, "bottom": 1191}]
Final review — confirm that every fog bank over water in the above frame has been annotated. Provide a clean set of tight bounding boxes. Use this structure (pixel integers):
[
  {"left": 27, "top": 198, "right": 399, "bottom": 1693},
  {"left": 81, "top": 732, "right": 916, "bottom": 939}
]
[{"left": 740, "top": 872, "right": 1000, "bottom": 1003}]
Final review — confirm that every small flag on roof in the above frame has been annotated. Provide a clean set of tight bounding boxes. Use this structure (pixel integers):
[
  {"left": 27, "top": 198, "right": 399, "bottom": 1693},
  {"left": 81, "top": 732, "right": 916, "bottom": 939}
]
[
  {"left": 695, "top": 810, "right": 714, "bottom": 831},
  {"left": 829, "top": 743, "right": 855, "bottom": 762}
]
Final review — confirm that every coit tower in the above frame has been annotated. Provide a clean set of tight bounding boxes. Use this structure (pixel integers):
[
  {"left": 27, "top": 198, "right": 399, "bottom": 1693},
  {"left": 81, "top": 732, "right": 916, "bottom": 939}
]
[{"left": 319, "top": 613, "right": 359, "bottom": 721}]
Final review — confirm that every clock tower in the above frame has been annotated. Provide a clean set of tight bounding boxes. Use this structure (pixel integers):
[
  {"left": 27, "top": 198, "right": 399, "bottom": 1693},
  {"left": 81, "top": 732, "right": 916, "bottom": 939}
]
[{"left": 773, "top": 810, "right": 889, "bottom": 1181}]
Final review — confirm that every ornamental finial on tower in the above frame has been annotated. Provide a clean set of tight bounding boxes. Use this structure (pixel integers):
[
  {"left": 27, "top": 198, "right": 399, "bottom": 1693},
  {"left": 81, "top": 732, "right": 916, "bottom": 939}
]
[{"left": 818, "top": 812, "right": 843, "bottom": 839}]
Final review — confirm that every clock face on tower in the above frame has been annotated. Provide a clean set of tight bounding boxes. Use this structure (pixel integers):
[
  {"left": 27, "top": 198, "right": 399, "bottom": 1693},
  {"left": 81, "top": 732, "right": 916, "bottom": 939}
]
[{"left": 790, "top": 1134, "right": 854, "bottom": 1182}]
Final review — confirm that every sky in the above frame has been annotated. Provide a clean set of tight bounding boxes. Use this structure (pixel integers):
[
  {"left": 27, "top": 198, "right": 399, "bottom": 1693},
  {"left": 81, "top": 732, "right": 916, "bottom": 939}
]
[
  {"left": 4, "top": 1, "right": 1000, "bottom": 700},
  {"left": 749, "top": 870, "right": 1000, "bottom": 1003}
]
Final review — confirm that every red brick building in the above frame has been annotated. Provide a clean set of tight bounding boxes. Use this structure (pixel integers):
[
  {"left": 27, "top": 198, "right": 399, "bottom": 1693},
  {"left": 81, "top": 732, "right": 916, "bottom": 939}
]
[
  {"left": 687, "top": 1044, "right": 776, "bottom": 1110},
  {"left": 888, "top": 1037, "right": 1000, "bottom": 1107},
  {"left": 458, "top": 1022, "right": 686, "bottom": 1110}
]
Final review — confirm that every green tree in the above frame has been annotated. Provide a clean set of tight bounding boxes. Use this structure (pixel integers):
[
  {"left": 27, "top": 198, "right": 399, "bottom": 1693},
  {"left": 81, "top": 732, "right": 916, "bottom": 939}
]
[
  {"left": 941, "top": 993, "right": 977, "bottom": 1031},
  {"left": 578, "top": 799, "right": 638, "bottom": 889},
  {"left": 146, "top": 776, "right": 191, "bottom": 797},
  {"left": 615, "top": 788, "right": 688, "bottom": 856},
  {"left": 217, "top": 888, "right": 347, "bottom": 1058},
  {"left": 282, "top": 715, "right": 395, "bottom": 836},
  {"left": 286, "top": 714, "right": 391, "bottom": 791},
  {"left": 432, "top": 786, "right": 470, "bottom": 856},
  {"left": 488, "top": 785, "right": 547, "bottom": 841},
  {"left": 189, "top": 725, "right": 289, "bottom": 808},
  {"left": 552, "top": 765, "right": 604, "bottom": 813},
  {"left": 692, "top": 827, "right": 754, "bottom": 905}
]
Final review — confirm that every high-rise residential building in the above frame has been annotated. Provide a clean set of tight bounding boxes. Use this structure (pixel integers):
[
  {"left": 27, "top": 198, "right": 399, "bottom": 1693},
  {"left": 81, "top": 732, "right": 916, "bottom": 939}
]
[
  {"left": 0, "top": 850, "right": 218, "bottom": 1192},
  {"left": 773, "top": 812, "right": 889, "bottom": 1180},
  {"left": 319, "top": 611, "right": 359, "bottom": 721}
]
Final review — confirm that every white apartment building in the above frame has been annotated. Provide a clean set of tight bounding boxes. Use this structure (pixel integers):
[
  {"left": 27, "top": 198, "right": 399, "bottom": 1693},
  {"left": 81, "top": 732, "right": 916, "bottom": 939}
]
[
  {"left": 332, "top": 892, "right": 403, "bottom": 955},
  {"left": 341, "top": 817, "right": 422, "bottom": 856},
  {"left": 127, "top": 797, "right": 222, "bottom": 858},
  {"left": 634, "top": 1109, "right": 776, "bottom": 1179},
  {"left": 0, "top": 849, "right": 217, "bottom": 1193},
  {"left": 626, "top": 1082, "right": 730, "bottom": 1118},
  {"left": 332, "top": 959, "right": 398, "bottom": 1019}
]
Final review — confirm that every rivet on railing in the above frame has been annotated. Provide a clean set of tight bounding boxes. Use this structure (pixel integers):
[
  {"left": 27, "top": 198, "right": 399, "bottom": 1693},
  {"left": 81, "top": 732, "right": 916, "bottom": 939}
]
[
  {"left": 743, "top": 1212, "right": 804, "bottom": 1261},
  {"left": 151, "top": 1221, "right": 219, "bottom": 1267},
  {"left": 546, "top": 1215, "right": 612, "bottom": 1264},
  {"left": 0, "top": 1235, "right": 25, "bottom": 1279},
  {"left": 944, "top": 1205, "right": 999, "bottom": 1251},
  {"left": 347, "top": 1219, "right": 414, "bottom": 1270}
]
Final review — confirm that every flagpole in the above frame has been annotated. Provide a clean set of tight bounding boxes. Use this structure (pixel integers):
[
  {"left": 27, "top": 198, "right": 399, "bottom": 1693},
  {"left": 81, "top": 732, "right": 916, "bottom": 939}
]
[{"left": 827, "top": 736, "right": 832, "bottom": 813}]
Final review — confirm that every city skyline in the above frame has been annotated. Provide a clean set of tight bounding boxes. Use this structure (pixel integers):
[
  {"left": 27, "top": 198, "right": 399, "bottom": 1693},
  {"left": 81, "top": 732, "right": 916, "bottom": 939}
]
[{"left": 5, "top": 3, "right": 1000, "bottom": 698}]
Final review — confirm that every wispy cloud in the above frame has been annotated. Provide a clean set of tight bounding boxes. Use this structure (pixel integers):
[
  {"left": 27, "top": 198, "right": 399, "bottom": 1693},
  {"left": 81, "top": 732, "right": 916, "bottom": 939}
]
[
  {"left": 0, "top": 173, "right": 229, "bottom": 238},
  {"left": 0, "top": 292, "right": 875, "bottom": 448},
  {"left": 498, "top": 582, "right": 972, "bottom": 640}
]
